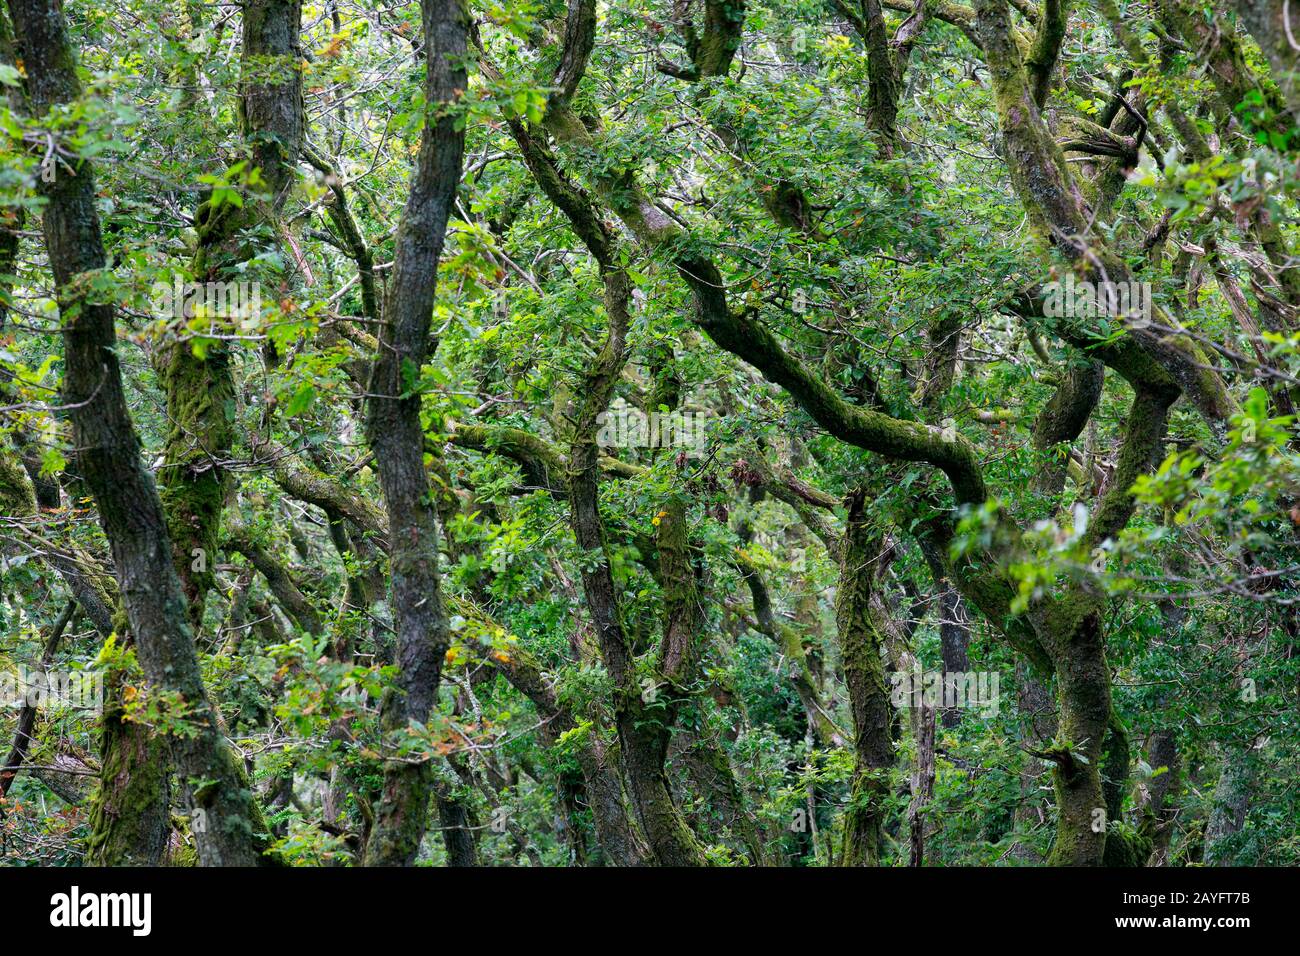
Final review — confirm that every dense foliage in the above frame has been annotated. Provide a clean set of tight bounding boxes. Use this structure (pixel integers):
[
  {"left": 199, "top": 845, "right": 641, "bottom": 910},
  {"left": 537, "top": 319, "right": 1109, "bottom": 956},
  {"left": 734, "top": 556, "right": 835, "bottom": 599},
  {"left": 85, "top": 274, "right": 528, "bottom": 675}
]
[{"left": 2, "top": 0, "right": 1299, "bottom": 867}]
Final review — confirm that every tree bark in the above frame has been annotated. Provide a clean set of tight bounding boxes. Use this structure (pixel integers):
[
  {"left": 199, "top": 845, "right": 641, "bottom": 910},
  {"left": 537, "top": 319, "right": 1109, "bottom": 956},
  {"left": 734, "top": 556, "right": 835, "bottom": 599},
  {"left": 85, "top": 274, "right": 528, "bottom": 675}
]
[
  {"left": 361, "top": 0, "right": 467, "bottom": 866},
  {"left": 1204, "top": 744, "right": 1254, "bottom": 865},
  {"left": 9, "top": 0, "right": 270, "bottom": 866},
  {"left": 837, "top": 490, "right": 894, "bottom": 866}
]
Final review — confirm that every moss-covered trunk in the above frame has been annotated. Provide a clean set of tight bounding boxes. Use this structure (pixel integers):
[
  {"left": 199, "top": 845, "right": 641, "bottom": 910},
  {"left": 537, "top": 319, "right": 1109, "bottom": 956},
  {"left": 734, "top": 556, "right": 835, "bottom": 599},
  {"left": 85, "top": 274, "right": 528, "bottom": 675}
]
[
  {"left": 85, "top": 0, "right": 304, "bottom": 867},
  {"left": 574, "top": 736, "right": 648, "bottom": 866},
  {"left": 1034, "top": 601, "right": 1111, "bottom": 865},
  {"left": 11, "top": 0, "right": 269, "bottom": 866},
  {"left": 84, "top": 674, "right": 172, "bottom": 866},
  {"left": 837, "top": 490, "right": 893, "bottom": 866}
]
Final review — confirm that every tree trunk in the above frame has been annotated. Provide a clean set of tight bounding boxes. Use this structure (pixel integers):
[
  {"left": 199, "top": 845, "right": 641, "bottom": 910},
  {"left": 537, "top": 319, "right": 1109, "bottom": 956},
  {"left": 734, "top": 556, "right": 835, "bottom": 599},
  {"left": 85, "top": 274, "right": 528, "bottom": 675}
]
[
  {"left": 361, "top": 0, "right": 466, "bottom": 866},
  {"left": 1034, "top": 601, "right": 1111, "bottom": 866},
  {"left": 1008, "top": 665, "right": 1055, "bottom": 862},
  {"left": 10, "top": 0, "right": 269, "bottom": 866},
  {"left": 1138, "top": 729, "right": 1180, "bottom": 866},
  {"left": 435, "top": 791, "right": 479, "bottom": 866},
  {"left": 84, "top": 676, "right": 173, "bottom": 866},
  {"left": 906, "top": 700, "right": 936, "bottom": 866},
  {"left": 837, "top": 490, "right": 894, "bottom": 866},
  {"left": 88, "top": 0, "right": 304, "bottom": 866},
  {"left": 1205, "top": 744, "right": 1254, "bottom": 865},
  {"left": 919, "top": 537, "right": 971, "bottom": 729}
]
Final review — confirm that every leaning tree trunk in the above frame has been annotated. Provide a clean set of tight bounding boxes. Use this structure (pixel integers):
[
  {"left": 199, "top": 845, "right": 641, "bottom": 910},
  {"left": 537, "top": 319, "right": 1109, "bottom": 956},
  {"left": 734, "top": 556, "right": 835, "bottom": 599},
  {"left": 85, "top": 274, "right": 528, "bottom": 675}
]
[
  {"left": 0, "top": 0, "right": 168, "bottom": 868},
  {"left": 8, "top": 0, "right": 268, "bottom": 866},
  {"left": 361, "top": 0, "right": 467, "bottom": 866},
  {"left": 88, "top": 0, "right": 305, "bottom": 867}
]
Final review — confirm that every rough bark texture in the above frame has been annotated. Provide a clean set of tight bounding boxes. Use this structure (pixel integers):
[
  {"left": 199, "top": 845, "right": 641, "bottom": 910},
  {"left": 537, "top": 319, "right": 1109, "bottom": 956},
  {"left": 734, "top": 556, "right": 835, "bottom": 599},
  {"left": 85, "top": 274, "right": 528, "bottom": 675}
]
[
  {"left": 160, "top": 0, "right": 302, "bottom": 621},
  {"left": 361, "top": 0, "right": 467, "bottom": 866},
  {"left": 918, "top": 536, "right": 971, "bottom": 729},
  {"left": 563, "top": 275, "right": 705, "bottom": 865},
  {"left": 1138, "top": 729, "right": 1180, "bottom": 866},
  {"left": 86, "top": 0, "right": 304, "bottom": 867},
  {"left": 1204, "top": 744, "right": 1254, "bottom": 865},
  {"left": 9, "top": 0, "right": 269, "bottom": 866},
  {"left": 85, "top": 664, "right": 173, "bottom": 866},
  {"left": 837, "top": 491, "right": 893, "bottom": 866},
  {"left": 435, "top": 791, "right": 479, "bottom": 866},
  {"left": 906, "top": 699, "right": 936, "bottom": 866}
]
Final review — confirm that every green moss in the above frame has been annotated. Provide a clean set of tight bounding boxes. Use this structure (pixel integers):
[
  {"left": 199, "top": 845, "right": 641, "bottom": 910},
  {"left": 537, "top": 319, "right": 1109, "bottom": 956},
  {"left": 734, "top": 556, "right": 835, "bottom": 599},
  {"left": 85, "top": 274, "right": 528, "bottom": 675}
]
[
  {"left": 836, "top": 496, "right": 893, "bottom": 866},
  {"left": 1100, "top": 712, "right": 1130, "bottom": 822},
  {"left": 85, "top": 684, "right": 171, "bottom": 866},
  {"left": 159, "top": 341, "right": 235, "bottom": 620},
  {"left": 0, "top": 445, "right": 36, "bottom": 516},
  {"left": 1098, "top": 712, "right": 1152, "bottom": 865},
  {"left": 364, "top": 762, "right": 435, "bottom": 866},
  {"left": 1102, "top": 824, "right": 1153, "bottom": 867}
]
